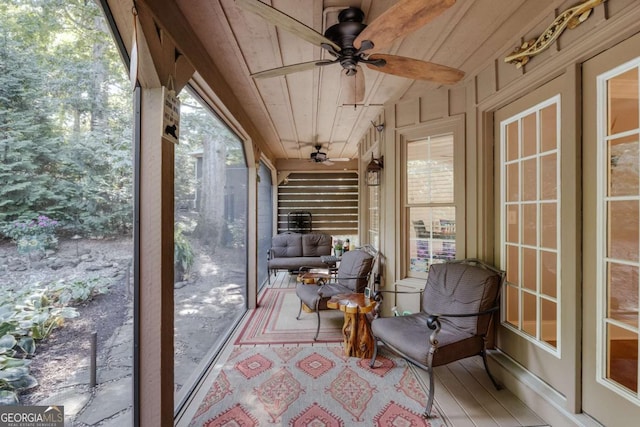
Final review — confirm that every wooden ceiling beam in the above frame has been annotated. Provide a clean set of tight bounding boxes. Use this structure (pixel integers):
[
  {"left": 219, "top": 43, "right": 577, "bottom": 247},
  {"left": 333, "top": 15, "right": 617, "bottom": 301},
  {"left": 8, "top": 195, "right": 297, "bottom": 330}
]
[
  {"left": 135, "top": 0, "right": 271, "bottom": 161},
  {"left": 134, "top": 0, "right": 194, "bottom": 91}
]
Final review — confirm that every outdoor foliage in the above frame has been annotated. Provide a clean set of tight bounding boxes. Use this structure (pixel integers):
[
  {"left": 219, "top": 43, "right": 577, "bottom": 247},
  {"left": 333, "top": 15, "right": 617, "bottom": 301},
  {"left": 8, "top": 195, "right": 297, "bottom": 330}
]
[
  {"left": 0, "top": 278, "right": 108, "bottom": 404},
  {"left": 174, "top": 224, "right": 195, "bottom": 281},
  {"left": 0, "top": 215, "right": 60, "bottom": 254},
  {"left": 0, "top": 0, "right": 133, "bottom": 238}
]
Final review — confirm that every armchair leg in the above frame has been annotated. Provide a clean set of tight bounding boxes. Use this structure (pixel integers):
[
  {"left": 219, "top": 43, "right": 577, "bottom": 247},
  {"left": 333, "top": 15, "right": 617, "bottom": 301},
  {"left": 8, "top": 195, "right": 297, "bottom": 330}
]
[
  {"left": 313, "top": 300, "right": 321, "bottom": 341},
  {"left": 296, "top": 300, "right": 303, "bottom": 320},
  {"left": 424, "top": 369, "right": 435, "bottom": 418},
  {"left": 481, "top": 349, "right": 502, "bottom": 390},
  {"left": 369, "top": 340, "right": 379, "bottom": 368}
]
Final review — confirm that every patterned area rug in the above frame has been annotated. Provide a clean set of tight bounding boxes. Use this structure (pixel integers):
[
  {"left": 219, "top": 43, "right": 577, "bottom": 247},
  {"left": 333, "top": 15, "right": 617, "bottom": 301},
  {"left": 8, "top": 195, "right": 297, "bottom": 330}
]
[
  {"left": 189, "top": 345, "right": 447, "bottom": 426},
  {"left": 235, "top": 288, "right": 345, "bottom": 345}
]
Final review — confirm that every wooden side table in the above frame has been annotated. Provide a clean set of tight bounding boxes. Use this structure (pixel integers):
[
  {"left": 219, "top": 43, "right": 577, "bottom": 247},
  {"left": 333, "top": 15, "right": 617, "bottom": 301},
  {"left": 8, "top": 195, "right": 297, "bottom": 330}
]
[
  {"left": 296, "top": 271, "right": 330, "bottom": 285},
  {"left": 327, "top": 293, "right": 376, "bottom": 358}
]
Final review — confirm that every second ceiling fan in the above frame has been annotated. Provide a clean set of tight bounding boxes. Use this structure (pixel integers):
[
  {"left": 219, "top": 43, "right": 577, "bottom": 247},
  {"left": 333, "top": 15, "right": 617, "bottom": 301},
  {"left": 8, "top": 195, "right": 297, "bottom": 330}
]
[{"left": 235, "top": 0, "right": 465, "bottom": 103}]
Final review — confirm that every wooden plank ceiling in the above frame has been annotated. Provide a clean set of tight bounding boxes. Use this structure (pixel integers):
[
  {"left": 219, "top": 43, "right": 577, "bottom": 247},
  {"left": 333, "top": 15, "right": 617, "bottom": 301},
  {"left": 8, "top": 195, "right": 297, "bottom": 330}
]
[{"left": 134, "top": 0, "right": 558, "bottom": 166}]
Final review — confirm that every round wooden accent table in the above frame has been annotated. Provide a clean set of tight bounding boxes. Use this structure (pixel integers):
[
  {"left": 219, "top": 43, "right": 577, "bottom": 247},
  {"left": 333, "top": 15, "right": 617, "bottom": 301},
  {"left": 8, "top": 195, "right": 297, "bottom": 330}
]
[
  {"left": 296, "top": 271, "right": 330, "bottom": 285},
  {"left": 327, "top": 293, "right": 376, "bottom": 358}
]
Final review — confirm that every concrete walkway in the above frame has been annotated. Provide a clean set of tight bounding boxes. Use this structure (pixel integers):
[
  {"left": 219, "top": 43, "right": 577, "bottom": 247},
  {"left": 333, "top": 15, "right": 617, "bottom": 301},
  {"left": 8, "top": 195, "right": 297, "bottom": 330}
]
[{"left": 35, "top": 305, "right": 134, "bottom": 426}]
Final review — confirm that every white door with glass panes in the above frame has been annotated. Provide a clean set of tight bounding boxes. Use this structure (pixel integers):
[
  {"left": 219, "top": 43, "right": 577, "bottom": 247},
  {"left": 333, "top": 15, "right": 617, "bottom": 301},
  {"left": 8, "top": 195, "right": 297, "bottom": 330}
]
[
  {"left": 495, "top": 75, "right": 580, "bottom": 410},
  {"left": 582, "top": 32, "right": 640, "bottom": 425}
]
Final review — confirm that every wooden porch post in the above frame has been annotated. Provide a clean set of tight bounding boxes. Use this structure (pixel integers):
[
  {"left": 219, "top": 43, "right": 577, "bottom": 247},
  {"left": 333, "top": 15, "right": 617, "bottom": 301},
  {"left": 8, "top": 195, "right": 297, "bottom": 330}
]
[
  {"left": 131, "top": 2, "right": 194, "bottom": 424},
  {"left": 138, "top": 87, "right": 175, "bottom": 426}
]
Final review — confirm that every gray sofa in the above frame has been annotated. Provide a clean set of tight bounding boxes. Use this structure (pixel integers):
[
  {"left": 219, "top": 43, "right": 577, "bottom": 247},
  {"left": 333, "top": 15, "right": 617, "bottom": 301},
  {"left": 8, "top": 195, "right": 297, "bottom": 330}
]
[{"left": 267, "top": 232, "right": 332, "bottom": 281}]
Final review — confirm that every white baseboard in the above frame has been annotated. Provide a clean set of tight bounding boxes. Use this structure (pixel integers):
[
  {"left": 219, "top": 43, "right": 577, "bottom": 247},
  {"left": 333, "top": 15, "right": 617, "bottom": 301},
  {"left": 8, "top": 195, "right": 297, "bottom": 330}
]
[{"left": 488, "top": 350, "right": 603, "bottom": 427}]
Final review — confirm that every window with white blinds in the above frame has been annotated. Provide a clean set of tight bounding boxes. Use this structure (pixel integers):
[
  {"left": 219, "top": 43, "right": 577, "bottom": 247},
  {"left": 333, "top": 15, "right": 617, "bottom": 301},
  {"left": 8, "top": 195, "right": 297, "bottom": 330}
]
[{"left": 405, "top": 133, "right": 456, "bottom": 279}]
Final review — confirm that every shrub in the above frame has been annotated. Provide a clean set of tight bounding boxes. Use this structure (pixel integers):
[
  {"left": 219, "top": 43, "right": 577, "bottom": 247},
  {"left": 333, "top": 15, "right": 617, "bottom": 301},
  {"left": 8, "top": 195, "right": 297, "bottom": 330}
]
[
  {"left": 0, "top": 215, "right": 60, "bottom": 254},
  {"left": 175, "top": 225, "right": 195, "bottom": 281},
  {"left": 0, "top": 278, "right": 108, "bottom": 404}
]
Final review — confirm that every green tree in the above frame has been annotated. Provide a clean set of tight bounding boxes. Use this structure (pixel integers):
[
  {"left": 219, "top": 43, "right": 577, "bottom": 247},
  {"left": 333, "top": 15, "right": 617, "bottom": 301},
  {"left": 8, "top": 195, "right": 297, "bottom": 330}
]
[{"left": 0, "top": 0, "right": 133, "bottom": 237}]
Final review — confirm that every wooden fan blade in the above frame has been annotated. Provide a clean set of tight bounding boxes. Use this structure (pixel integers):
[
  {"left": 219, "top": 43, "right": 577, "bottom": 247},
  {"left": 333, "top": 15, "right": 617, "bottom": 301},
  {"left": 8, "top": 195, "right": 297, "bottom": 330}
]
[
  {"left": 355, "top": 0, "right": 455, "bottom": 52},
  {"left": 366, "top": 54, "right": 464, "bottom": 85},
  {"left": 235, "top": 0, "right": 341, "bottom": 51},
  {"left": 252, "top": 60, "right": 336, "bottom": 79},
  {"left": 340, "top": 66, "right": 365, "bottom": 104}
]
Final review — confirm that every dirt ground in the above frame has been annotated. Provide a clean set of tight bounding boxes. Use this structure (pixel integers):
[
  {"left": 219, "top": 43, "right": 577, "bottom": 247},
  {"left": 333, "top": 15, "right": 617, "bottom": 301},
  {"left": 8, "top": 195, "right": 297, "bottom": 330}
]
[
  {"left": 0, "top": 237, "right": 133, "bottom": 404},
  {"left": 0, "top": 232, "right": 247, "bottom": 405}
]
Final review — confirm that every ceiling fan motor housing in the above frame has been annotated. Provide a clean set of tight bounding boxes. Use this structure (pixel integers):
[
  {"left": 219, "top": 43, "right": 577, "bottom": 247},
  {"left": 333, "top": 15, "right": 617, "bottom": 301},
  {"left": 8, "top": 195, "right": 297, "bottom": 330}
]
[
  {"left": 323, "top": 7, "right": 386, "bottom": 74},
  {"left": 324, "top": 7, "right": 368, "bottom": 74},
  {"left": 311, "top": 145, "right": 327, "bottom": 162}
]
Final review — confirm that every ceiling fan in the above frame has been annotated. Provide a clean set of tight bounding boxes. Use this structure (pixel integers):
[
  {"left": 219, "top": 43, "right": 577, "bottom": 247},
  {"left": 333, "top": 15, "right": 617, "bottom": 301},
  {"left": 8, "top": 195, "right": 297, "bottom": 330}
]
[
  {"left": 235, "top": 0, "right": 465, "bottom": 102},
  {"left": 310, "top": 145, "right": 350, "bottom": 165}
]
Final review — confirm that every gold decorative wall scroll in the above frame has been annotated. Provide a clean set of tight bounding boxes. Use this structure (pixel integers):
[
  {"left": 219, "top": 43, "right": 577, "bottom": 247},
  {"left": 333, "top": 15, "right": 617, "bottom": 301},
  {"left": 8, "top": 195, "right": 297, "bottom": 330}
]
[{"left": 505, "top": 0, "right": 605, "bottom": 68}]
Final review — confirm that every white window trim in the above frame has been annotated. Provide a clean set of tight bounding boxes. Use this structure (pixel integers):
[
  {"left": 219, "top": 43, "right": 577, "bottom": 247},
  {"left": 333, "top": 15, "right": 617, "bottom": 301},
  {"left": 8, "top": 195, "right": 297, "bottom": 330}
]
[
  {"left": 396, "top": 116, "right": 465, "bottom": 285},
  {"left": 595, "top": 56, "right": 640, "bottom": 404},
  {"left": 499, "top": 94, "right": 562, "bottom": 358}
]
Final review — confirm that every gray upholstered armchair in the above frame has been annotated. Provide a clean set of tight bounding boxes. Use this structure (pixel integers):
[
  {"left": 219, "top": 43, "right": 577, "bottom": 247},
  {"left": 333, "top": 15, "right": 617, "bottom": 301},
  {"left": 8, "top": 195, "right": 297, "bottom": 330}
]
[
  {"left": 369, "top": 258, "right": 505, "bottom": 418},
  {"left": 296, "top": 249, "right": 374, "bottom": 340}
]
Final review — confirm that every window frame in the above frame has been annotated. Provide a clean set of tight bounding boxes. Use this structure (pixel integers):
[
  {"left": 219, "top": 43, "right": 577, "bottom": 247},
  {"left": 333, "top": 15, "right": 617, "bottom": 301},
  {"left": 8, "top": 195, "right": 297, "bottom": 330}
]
[
  {"left": 595, "top": 57, "right": 640, "bottom": 401},
  {"left": 499, "top": 94, "right": 562, "bottom": 357},
  {"left": 398, "top": 116, "right": 465, "bottom": 282}
]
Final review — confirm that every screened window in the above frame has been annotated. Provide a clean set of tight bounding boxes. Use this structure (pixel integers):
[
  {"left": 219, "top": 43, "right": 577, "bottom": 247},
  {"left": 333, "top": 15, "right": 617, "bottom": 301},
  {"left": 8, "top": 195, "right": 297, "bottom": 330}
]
[
  {"left": 500, "top": 95, "right": 560, "bottom": 354},
  {"left": 404, "top": 133, "right": 456, "bottom": 279},
  {"left": 174, "top": 88, "right": 247, "bottom": 405},
  {"left": 257, "top": 161, "right": 273, "bottom": 289}
]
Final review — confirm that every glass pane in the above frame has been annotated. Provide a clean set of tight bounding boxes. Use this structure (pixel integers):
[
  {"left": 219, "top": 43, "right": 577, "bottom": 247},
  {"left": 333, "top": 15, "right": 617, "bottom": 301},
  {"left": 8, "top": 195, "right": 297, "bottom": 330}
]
[
  {"left": 522, "top": 113, "right": 537, "bottom": 157},
  {"left": 522, "top": 291, "right": 537, "bottom": 337},
  {"left": 507, "top": 121, "right": 519, "bottom": 161},
  {"left": 368, "top": 185, "right": 380, "bottom": 249},
  {"left": 257, "top": 161, "right": 273, "bottom": 289},
  {"left": 408, "top": 207, "right": 456, "bottom": 275},
  {"left": 506, "top": 244, "right": 519, "bottom": 285},
  {"left": 540, "top": 104, "right": 557, "bottom": 153},
  {"left": 608, "top": 68, "right": 639, "bottom": 136},
  {"left": 505, "top": 284, "right": 519, "bottom": 328},
  {"left": 540, "top": 153, "right": 557, "bottom": 200},
  {"left": 506, "top": 205, "right": 519, "bottom": 243},
  {"left": 541, "top": 202, "right": 557, "bottom": 249},
  {"left": 522, "top": 247, "right": 537, "bottom": 291},
  {"left": 174, "top": 90, "right": 247, "bottom": 394},
  {"left": 522, "top": 158, "right": 537, "bottom": 201},
  {"left": 608, "top": 200, "right": 639, "bottom": 261},
  {"left": 540, "top": 251, "right": 557, "bottom": 298},
  {"left": 522, "top": 203, "right": 537, "bottom": 246},
  {"left": 406, "top": 134, "right": 454, "bottom": 204},
  {"left": 609, "top": 134, "right": 639, "bottom": 197},
  {"left": 607, "top": 323, "right": 638, "bottom": 393},
  {"left": 608, "top": 262, "right": 639, "bottom": 328},
  {"left": 507, "top": 163, "right": 519, "bottom": 202},
  {"left": 541, "top": 298, "right": 557, "bottom": 348}
]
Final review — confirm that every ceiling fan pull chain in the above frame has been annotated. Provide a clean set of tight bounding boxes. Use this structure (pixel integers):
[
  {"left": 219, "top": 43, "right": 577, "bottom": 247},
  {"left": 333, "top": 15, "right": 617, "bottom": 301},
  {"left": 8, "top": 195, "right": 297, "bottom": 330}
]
[{"left": 353, "top": 75, "right": 357, "bottom": 110}]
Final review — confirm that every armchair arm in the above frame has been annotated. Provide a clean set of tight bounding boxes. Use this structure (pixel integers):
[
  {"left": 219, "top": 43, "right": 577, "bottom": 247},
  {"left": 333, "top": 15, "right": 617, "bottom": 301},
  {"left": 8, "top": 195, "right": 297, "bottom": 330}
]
[
  {"left": 317, "top": 282, "right": 352, "bottom": 298},
  {"left": 425, "top": 306, "right": 500, "bottom": 348}
]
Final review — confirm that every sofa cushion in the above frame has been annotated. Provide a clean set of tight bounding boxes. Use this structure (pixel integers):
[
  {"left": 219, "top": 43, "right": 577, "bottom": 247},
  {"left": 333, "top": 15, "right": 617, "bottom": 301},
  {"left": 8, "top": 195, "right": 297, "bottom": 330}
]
[
  {"left": 302, "top": 233, "right": 332, "bottom": 257},
  {"left": 268, "top": 256, "right": 330, "bottom": 270},
  {"left": 270, "top": 233, "right": 303, "bottom": 258}
]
